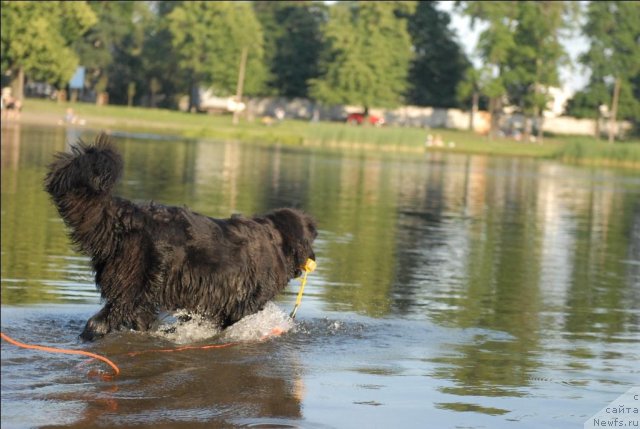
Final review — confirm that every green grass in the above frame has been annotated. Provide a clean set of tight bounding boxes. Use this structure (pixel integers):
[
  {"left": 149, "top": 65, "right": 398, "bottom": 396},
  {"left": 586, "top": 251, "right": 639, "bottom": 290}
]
[
  {"left": 20, "top": 98, "right": 640, "bottom": 168},
  {"left": 552, "top": 137, "right": 640, "bottom": 168}
]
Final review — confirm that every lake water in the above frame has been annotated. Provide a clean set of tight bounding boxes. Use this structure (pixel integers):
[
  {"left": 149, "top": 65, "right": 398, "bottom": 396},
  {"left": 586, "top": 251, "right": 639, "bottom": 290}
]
[{"left": 1, "top": 123, "right": 639, "bottom": 429}]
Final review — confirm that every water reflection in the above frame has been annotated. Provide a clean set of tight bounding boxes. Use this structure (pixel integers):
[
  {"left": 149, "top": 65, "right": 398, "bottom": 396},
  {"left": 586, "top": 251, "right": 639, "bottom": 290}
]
[{"left": 2, "top": 124, "right": 639, "bottom": 427}]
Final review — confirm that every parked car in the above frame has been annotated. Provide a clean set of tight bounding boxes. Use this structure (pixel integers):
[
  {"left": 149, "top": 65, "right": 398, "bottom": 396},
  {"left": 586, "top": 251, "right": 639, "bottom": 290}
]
[{"left": 346, "top": 112, "right": 385, "bottom": 126}]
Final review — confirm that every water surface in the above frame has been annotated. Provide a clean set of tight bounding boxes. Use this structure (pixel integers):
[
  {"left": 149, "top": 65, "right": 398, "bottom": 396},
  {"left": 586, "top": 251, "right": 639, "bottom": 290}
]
[{"left": 2, "top": 123, "right": 639, "bottom": 428}]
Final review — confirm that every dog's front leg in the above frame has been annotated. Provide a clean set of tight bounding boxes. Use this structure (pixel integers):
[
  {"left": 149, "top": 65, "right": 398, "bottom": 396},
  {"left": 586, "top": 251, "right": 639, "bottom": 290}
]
[
  {"left": 80, "top": 303, "right": 114, "bottom": 342},
  {"left": 80, "top": 300, "right": 158, "bottom": 341}
]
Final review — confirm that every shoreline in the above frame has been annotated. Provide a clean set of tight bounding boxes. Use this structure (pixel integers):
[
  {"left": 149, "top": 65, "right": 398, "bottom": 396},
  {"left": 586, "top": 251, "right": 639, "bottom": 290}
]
[{"left": 3, "top": 99, "right": 639, "bottom": 169}]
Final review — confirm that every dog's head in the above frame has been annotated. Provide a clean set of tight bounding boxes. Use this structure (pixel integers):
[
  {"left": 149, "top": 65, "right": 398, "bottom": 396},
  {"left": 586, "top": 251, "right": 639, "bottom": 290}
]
[{"left": 266, "top": 208, "right": 317, "bottom": 277}]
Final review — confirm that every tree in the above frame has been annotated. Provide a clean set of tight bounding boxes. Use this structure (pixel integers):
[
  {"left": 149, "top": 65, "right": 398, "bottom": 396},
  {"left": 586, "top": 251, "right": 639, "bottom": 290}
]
[
  {"left": 167, "top": 1, "right": 266, "bottom": 111},
  {"left": 457, "top": 66, "right": 490, "bottom": 131},
  {"left": 458, "top": 1, "right": 575, "bottom": 141},
  {"left": 564, "top": 81, "right": 610, "bottom": 137},
  {"left": 405, "top": 1, "right": 469, "bottom": 108},
  {"left": 74, "top": 1, "right": 155, "bottom": 106},
  {"left": 139, "top": 1, "right": 183, "bottom": 109},
  {"left": 309, "top": 1, "right": 415, "bottom": 111},
  {"left": 457, "top": 1, "right": 519, "bottom": 139},
  {"left": 504, "top": 1, "right": 573, "bottom": 142},
  {"left": 253, "top": 1, "right": 327, "bottom": 99},
  {"left": 1, "top": 1, "right": 96, "bottom": 99},
  {"left": 572, "top": 1, "right": 640, "bottom": 140}
]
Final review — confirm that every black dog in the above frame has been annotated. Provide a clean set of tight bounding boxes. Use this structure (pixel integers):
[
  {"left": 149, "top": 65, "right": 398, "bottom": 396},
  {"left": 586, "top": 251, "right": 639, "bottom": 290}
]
[{"left": 45, "top": 133, "right": 317, "bottom": 341}]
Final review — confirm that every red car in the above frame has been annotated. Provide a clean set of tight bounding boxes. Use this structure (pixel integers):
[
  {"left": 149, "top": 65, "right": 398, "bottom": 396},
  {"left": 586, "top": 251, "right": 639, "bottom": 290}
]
[{"left": 346, "top": 112, "right": 385, "bottom": 126}]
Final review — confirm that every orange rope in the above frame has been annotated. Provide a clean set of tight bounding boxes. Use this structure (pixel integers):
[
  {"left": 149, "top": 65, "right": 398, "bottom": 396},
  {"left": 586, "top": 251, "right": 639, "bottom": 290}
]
[
  {"left": 1, "top": 326, "right": 286, "bottom": 378},
  {"left": 1, "top": 332, "right": 120, "bottom": 376}
]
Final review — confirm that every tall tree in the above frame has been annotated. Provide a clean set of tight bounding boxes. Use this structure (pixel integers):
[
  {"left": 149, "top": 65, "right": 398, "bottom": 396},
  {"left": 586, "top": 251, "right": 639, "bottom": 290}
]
[
  {"left": 569, "top": 1, "right": 640, "bottom": 140},
  {"left": 564, "top": 82, "right": 611, "bottom": 137},
  {"left": 74, "top": 1, "right": 154, "bottom": 106},
  {"left": 405, "top": 1, "right": 469, "bottom": 108},
  {"left": 1, "top": 1, "right": 96, "bottom": 99},
  {"left": 253, "top": 1, "right": 327, "bottom": 99},
  {"left": 140, "top": 1, "right": 183, "bottom": 108},
  {"left": 309, "top": 1, "right": 415, "bottom": 111},
  {"left": 504, "top": 1, "right": 572, "bottom": 142},
  {"left": 457, "top": 66, "right": 490, "bottom": 130},
  {"left": 457, "top": 1, "right": 519, "bottom": 139},
  {"left": 167, "top": 1, "right": 266, "bottom": 111}
]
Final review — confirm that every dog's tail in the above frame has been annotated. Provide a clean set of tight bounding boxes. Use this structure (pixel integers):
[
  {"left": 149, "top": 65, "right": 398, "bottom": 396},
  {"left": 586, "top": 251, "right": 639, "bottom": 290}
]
[
  {"left": 45, "top": 133, "right": 122, "bottom": 199},
  {"left": 44, "top": 133, "right": 123, "bottom": 257}
]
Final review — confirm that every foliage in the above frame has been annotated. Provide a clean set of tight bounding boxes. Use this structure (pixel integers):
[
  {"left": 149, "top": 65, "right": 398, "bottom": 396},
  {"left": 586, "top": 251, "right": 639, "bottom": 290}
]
[
  {"left": 456, "top": 66, "right": 489, "bottom": 111},
  {"left": 253, "top": 1, "right": 327, "bottom": 99},
  {"left": 309, "top": 1, "right": 415, "bottom": 109},
  {"left": 456, "top": 1, "right": 519, "bottom": 136},
  {"left": 167, "top": 1, "right": 266, "bottom": 106},
  {"left": 1, "top": 1, "right": 96, "bottom": 90},
  {"left": 7, "top": 0, "right": 635, "bottom": 142},
  {"left": 138, "top": 1, "right": 183, "bottom": 108},
  {"left": 404, "top": 1, "right": 469, "bottom": 108},
  {"left": 504, "top": 2, "right": 570, "bottom": 117},
  {"left": 458, "top": 1, "right": 578, "bottom": 139},
  {"left": 567, "top": 1, "right": 640, "bottom": 128},
  {"left": 553, "top": 139, "right": 640, "bottom": 168},
  {"left": 564, "top": 82, "right": 609, "bottom": 119},
  {"left": 74, "top": 2, "right": 137, "bottom": 91},
  {"left": 459, "top": 1, "right": 519, "bottom": 98}
]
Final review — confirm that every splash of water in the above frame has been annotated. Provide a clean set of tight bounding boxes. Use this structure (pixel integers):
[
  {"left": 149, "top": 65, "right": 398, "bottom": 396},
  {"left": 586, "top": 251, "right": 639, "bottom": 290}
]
[
  {"left": 223, "top": 302, "right": 294, "bottom": 342},
  {"left": 153, "top": 302, "right": 293, "bottom": 345},
  {"left": 153, "top": 310, "right": 221, "bottom": 344}
]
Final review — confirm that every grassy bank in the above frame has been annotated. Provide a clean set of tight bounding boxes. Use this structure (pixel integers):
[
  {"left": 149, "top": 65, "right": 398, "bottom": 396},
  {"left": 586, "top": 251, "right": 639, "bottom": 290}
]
[{"left": 14, "top": 98, "right": 640, "bottom": 168}]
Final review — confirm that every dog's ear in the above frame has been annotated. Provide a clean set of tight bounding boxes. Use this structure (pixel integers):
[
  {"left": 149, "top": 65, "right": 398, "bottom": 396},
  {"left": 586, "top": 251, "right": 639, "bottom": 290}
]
[{"left": 305, "top": 214, "right": 318, "bottom": 240}]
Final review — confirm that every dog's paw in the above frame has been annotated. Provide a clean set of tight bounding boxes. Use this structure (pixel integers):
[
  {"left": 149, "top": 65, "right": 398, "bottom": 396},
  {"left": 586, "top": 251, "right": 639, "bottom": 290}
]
[{"left": 79, "top": 316, "right": 110, "bottom": 342}]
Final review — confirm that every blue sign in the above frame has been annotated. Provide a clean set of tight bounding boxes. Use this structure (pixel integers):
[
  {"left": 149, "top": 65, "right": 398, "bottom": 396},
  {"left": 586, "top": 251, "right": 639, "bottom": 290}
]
[{"left": 69, "top": 66, "right": 85, "bottom": 90}]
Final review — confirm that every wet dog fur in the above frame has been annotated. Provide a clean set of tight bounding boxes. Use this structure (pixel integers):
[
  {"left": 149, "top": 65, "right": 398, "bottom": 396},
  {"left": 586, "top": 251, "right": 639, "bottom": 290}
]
[{"left": 44, "top": 133, "right": 317, "bottom": 341}]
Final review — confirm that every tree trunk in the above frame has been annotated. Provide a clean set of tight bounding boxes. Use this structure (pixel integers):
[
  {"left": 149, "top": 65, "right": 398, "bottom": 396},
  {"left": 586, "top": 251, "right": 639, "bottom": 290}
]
[
  {"left": 532, "top": 104, "right": 543, "bottom": 144},
  {"left": 487, "top": 98, "right": 494, "bottom": 140},
  {"left": 188, "top": 79, "right": 199, "bottom": 113},
  {"left": 537, "top": 114, "right": 544, "bottom": 144},
  {"left": 233, "top": 46, "right": 248, "bottom": 126},
  {"left": 595, "top": 106, "right": 600, "bottom": 139},
  {"left": 523, "top": 115, "right": 531, "bottom": 142},
  {"left": 469, "top": 91, "right": 478, "bottom": 131},
  {"left": 96, "top": 92, "right": 108, "bottom": 106},
  {"left": 127, "top": 82, "right": 136, "bottom": 108},
  {"left": 608, "top": 78, "right": 621, "bottom": 144},
  {"left": 10, "top": 67, "right": 25, "bottom": 101},
  {"left": 488, "top": 96, "right": 501, "bottom": 141}
]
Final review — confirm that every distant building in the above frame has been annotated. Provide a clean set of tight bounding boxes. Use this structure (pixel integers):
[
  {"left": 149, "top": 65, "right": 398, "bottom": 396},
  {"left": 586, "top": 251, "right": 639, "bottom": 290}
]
[{"left": 544, "top": 86, "right": 573, "bottom": 118}]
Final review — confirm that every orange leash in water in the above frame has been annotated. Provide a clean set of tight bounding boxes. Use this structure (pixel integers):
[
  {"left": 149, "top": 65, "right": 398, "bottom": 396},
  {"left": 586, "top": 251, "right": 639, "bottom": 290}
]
[
  {"left": 1, "top": 328, "right": 285, "bottom": 378},
  {"left": 1, "top": 332, "right": 120, "bottom": 377}
]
